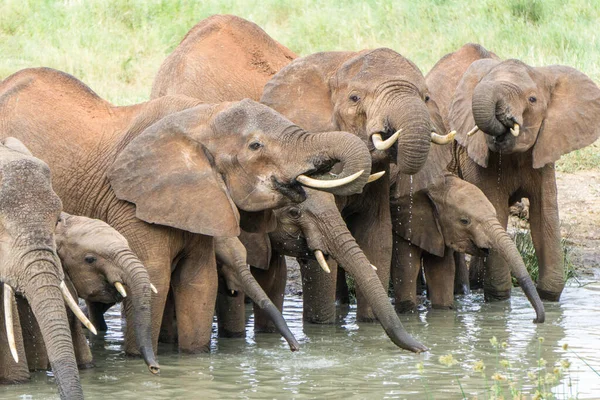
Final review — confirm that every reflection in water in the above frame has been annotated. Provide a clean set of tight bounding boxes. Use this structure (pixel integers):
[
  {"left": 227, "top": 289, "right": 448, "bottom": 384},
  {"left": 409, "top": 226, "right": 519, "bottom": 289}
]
[{"left": 1, "top": 287, "right": 599, "bottom": 399}]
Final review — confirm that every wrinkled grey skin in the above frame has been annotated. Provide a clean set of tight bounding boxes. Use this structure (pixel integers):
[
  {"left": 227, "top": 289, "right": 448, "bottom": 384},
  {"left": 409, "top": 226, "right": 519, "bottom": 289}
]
[{"left": 0, "top": 139, "right": 83, "bottom": 399}]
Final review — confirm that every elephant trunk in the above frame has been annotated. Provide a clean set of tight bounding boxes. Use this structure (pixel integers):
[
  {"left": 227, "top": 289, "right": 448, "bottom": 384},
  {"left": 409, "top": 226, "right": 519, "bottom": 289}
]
[
  {"left": 215, "top": 237, "right": 300, "bottom": 351},
  {"left": 392, "top": 103, "right": 433, "bottom": 175},
  {"left": 116, "top": 249, "right": 159, "bottom": 373},
  {"left": 321, "top": 215, "right": 426, "bottom": 352},
  {"left": 485, "top": 221, "right": 545, "bottom": 323},
  {"left": 22, "top": 257, "right": 83, "bottom": 399},
  {"left": 298, "top": 129, "right": 372, "bottom": 196},
  {"left": 472, "top": 81, "right": 513, "bottom": 137}
]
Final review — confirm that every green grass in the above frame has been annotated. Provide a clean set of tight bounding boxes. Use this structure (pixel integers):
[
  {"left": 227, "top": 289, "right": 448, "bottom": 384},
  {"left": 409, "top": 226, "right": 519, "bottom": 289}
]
[{"left": 1, "top": 0, "right": 599, "bottom": 168}]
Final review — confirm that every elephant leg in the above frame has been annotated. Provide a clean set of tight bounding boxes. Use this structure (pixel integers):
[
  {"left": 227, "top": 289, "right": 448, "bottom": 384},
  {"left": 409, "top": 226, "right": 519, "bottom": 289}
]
[
  {"left": 391, "top": 239, "right": 422, "bottom": 313},
  {"left": 529, "top": 166, "right": 564, "bottom": 301},
  {"left": 469, "top": 256, "right": 485, "bottom": 290},
  {"left": 171, "top": 238, "right": 217, "bottom": 353},
  {"left": 336, "top": 267, "right": 350, "bottom": 306},
  {"left": 216, "top": 273, "right": 246, "bottom": 338},
  {"left": 86, "top": 301, "right": 111, "bottom": 332},
  {"left": 348, "top": 197, "right": 393, "bottom": 322},
  {"left": 483, "top": 201, "right": 513, "bottom": 301},
  {"left": 0, "top": 287, "right": 29, "bottom": 383},
  {"left": 159, "top": 288, "right": 177, "bottom": 344},
  {"left": 424, "top": 250, "right": 456, "bottom": 309},
  {"left": 68, "top": 309, "right": 94, "bottom": 369},
  {"left": 454, "top": 252, "right": 470, "bottom": 295},
  {"left": 299, "top": 257, "right": 337, "bottom": 324},
  {"left": 252, "top": 253, "right": 287, "bottom": 333},
  {"left": 16, "top": 297, "right": 47, "bottom": 372}
]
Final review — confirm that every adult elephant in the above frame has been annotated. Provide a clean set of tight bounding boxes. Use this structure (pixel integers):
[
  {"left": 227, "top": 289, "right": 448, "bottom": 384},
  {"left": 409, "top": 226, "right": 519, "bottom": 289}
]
[
  {"left": 261, "top": 48, "right": 454, "bottom": 322},
  {"left": 0, "top": 140, "right": 83, "bottom": 398},
  {"left": 151, "top": 14, "right": 296, "bottom": 101},
  {"left": 391, "top": 167, "right": 545, "bottom": 323},
  {"left": 0, "top": 68, "right": 384, "bottom": 356},
  {"left": 432, "top": 44, "right": 600, "bottom": 301}
]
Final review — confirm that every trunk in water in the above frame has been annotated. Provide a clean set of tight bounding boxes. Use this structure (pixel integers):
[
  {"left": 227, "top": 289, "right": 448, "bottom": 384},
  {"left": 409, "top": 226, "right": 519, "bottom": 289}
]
[
  {"left": 215, "top": 237, "right": 300, "bottom": 351},
  {"left": 299, "top": 130, "right": 372, "bottom": 196},
  {"left": 472, "top": 81, "right": 509, "bottom": 137},
  {"left": 117, "top": 249, "right": 160, "bottom": 373},
  {"left": 23, "top": 260, "right": 83, "bottom": 399},
  {"left": 321, "top": 216, "right": 427, "bottom": 352},
  {"left": 485, "top": 221, "right": 545, "bottom": 323}
]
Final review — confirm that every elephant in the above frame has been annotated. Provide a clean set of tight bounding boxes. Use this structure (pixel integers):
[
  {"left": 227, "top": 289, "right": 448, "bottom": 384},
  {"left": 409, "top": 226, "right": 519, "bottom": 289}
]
[
  {"left": 0, "top": 139, "right": 83, "bottom": 398},
  {"left": 260, "top": 47, "right": 454, "bottom": 323},
  {"left": 151, "top": 14, "right": 296, "bottom": 101},
  {"left": 428, "top": 43, "right": 600, "bottom": 301},
  {"left": 0, "top": 67, "right": 378, "bottom": 357},
  {"left": 390, "top": 168, "right": 545, "bottom": 323}
]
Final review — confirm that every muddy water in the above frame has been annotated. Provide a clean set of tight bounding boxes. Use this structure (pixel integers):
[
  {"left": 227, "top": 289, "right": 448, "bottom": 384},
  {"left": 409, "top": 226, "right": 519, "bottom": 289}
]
[{"left": 2, "top": 286, "right": 599, "bottom": 399}]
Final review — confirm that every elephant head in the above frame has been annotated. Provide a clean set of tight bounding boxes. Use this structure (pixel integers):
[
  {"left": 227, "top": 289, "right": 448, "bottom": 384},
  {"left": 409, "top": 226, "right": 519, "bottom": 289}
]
[
  {"left": 391, "top": 173, "right": 545, "bottom": 323},
  {"left": 108, "top": 99, "right": 373, "bottom": 238},
  {"left": 0, "top": 140, "right": 83, "bottom": 398},
  {"left": 55, "top": 213, "right": 159, "bottom": 373},
  {"left": 449, "top": 58, "right": 600, "bottom": 168},
  {"left": 262, "top": 48, "right": 452, "bottom": 175},
  {"left": 267, "top": 187, "right": 427, "bottom": 352}
]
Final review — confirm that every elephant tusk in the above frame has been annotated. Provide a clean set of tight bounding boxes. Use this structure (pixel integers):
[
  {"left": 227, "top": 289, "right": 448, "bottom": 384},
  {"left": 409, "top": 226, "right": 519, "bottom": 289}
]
[
  {"left": 114, "top": 282, "right": 127, "bottom": 298},
  {"left": 431, "top": 130, "right": 456, "bottom": 145},
  {"left": 150, "top": 283, "right": 158, "bottom": 294},
  {"left": 314, "top": 250, "right": 331, "bottom": 273},
  {"left": 297, "top": 169, "right": 364, "bottom": 189},
  {"left": 371, "top": 264, "right": 377, "bottom": 271},
  {"left": 4, "top": 284, "right": 18, "bottom": 363},
  {"left": 372, "top": 129, "right": 402, "bottom": 151},
  {"left": 60, "top": 281, "right": 97, "bottom": 335},
  {"left": 467, "top": 126, "right": 480, "bottom": 137},
  {"left": 367, "top": 171, "right": 385, "bottom": 183},
  {"left": 510, "top": 123, "right": 520, "bottom": 137}
]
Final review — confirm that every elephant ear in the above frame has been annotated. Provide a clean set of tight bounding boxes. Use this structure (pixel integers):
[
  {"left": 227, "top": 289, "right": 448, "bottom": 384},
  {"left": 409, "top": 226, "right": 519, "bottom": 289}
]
[
  {"left": 449, "top": 59, "right": 501, "bottom": 168},
  {"left": 238, "top": 230, "right": 272, "bottom": 270},
  {"left": 261, "top": 51, "right": 355, "bottom": 131},
  {"left": 532, "top": 65, "right": 600, "bottom": 169},
  {"left": 239, "top": 210, "right": 277, "bottom": 233},
  {"left": 391, "top": 190, "right": 445, "bottom": 257},
  {"left": 108, "top": 105, "right": 240, "bottom": 237}
]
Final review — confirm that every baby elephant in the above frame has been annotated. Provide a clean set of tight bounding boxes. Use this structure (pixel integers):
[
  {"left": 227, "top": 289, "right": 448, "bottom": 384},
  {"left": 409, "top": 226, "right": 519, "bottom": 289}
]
[
  {"left": 390, "top": 173, "right": 544, "bottom": 323},
  {"left": 55, "top": 212, "right": 159, "bottom": 373}
]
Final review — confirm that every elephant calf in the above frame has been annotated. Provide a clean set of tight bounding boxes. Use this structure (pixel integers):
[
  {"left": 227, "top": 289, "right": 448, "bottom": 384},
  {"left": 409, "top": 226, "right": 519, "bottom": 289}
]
[{"left": 390, "top": 173, "right": 544, "bottom": 323}]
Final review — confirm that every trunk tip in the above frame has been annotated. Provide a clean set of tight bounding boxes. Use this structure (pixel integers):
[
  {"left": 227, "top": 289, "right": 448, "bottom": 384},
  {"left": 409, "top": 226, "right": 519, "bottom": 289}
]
[
  {"left": 148, "top": 364, "right": 160, "bottom": 374},
  {"left": 288, "top": 339, "right": 301, "bottom": 352}
]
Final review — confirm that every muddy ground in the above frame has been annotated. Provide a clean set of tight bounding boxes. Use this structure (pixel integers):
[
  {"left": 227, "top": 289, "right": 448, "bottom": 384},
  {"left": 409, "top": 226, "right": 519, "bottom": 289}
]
[{"left": 284, "top": 169, "right": 600, "bottom": 294}]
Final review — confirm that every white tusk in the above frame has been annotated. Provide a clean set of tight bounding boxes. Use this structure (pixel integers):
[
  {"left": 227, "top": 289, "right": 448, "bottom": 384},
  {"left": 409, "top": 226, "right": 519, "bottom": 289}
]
[
  {"left": 510, "top": 123, "right": 520, "bottom": 137},
  {"left": 431, "top": 130, "right": 456, "bottom": 145},
  {"left": 60, "top": 281, "right": 97, "bottom": 335},
  {"left": 467, "top": 126, "right": 480, "bottom": 137},
  {"left": 150, "top": 283, "right": 158, "bottom": 294},
  {"left": 114, "top": 282, "right": 127, "bottom": 298},
  {"left": 314, "top": 250, "right": 331, "bottom": 273},
  {"left": 4, "top": 284, "right": 18, "bottom": 363},
  {"left": 372, "top": 129, "right": 402, "bottom": 150},
  {"left": 230, "top": 290, "right": 236, "bottom": 296},
  {"left": 367, "top": 171, "right": 385, "bottom": 183},
  {"left": 297, "top": 169, "right": 364, "bottom": 189},
  {"left": 371, "top": 264, "right": 377, "bottom": 271}
]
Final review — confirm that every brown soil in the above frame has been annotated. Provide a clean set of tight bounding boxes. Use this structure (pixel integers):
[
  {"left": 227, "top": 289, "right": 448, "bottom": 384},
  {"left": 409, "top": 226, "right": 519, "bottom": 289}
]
[{"left": 556, "top": 170, "right": 600, "bottom": 277}]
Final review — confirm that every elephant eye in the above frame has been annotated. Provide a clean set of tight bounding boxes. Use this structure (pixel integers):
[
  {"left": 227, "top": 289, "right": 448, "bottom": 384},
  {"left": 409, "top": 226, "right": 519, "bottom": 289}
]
[
  {"left": 528, "top": 96, "right": 537, "bottom": 104},
  {"left": 349, "top": 94, "right": 360, "bottom": 103},
  {"left": 289, "top": 208, "right": 302, "bottom": 218},
  {"left": 459, "top": 217, "right": 470, "bottom": 226},
  {"left": 84, "top": 255, "right": 97, "bottom": 264},
  {"left": 424, "top": 95, "right": 430, "bottom": 102},
  {"left": 249, "top": 141, "right": 263, "bottom": 151}
]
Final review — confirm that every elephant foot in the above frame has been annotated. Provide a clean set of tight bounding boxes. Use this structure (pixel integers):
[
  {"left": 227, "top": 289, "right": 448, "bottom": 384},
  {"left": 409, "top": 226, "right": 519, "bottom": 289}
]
[
  {"left": 77, "top": 361, "right": 96, "bottom": 370},
  {"left": 395, "top": 300, "right": 417, "bottom": 314},
  {"left": 537, "top": 287, "right": 562, "bottom": 302},
  {"left": 484, "top": 289, "right": 511, "bottom": 302},
  {"left": 178, "top": 343, "right": 211, "bottom": 354},
  {"left": 431, "top": 304, "right": 454, "bottom": 310},
  {"left": 454, "top": 283, "right": 470, "bottom": 295},
  {"left": 218, "top": 328, "right": 246, "bottom": 338}
]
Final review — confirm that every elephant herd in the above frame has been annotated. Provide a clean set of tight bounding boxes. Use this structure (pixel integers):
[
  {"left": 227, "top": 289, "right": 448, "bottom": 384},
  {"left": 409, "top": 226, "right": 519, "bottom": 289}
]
[{"left": 1, "top": 14, "right": 598, "bottom": 399}]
